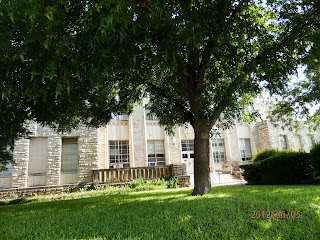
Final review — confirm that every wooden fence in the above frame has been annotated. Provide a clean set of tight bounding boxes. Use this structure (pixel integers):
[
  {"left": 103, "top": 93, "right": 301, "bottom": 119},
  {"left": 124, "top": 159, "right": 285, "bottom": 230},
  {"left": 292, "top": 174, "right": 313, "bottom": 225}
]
[{"left": 93, "top": 166, "right": 171, "bottom": 185}]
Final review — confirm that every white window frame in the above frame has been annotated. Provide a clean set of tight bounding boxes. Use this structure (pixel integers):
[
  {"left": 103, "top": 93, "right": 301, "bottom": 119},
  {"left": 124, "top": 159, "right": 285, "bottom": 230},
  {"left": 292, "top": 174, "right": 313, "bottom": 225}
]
[
  {"left": 147, "top": 140, "right": 165, "bottom": 166},
  {"left": 239, "top": 138, "right": 252, "bottom": 161},
  {"left": 181, "top": 140, "right": 194, "bottom": 152},
  {"left": 61, "top": 138, "right": 78, "bottom": 172},
  {"left": 109, "top": 141, "right": 130, "bottom": 168}
]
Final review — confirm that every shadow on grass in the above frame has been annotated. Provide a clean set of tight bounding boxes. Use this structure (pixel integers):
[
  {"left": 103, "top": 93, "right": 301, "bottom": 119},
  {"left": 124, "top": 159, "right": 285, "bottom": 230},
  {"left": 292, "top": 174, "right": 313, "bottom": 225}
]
[{"left": 0, "top": 185, "right": 320, "bottom": 239}]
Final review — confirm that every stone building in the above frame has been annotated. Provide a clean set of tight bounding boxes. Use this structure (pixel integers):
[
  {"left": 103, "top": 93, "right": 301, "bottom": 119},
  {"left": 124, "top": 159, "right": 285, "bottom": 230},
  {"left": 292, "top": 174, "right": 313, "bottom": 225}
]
[{"left": 0, "top": 99, "right": 319, "bottom": 189}]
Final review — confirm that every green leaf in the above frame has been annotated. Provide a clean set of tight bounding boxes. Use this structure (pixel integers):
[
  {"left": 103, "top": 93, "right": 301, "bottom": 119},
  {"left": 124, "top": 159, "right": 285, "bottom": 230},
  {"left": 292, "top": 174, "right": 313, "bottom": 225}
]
[
  {"left": 9, "top": 13, "right": 15, "bottom": 23},
  {"left": 19, "top": 54, "right": 24, "bottom": 62}
]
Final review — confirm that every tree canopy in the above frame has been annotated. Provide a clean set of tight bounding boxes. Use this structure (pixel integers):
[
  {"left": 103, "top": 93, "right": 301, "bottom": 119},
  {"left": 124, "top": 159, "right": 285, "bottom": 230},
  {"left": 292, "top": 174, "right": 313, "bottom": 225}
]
[{"left": 1, "top": 0, "right": 320, "bottom": 194}]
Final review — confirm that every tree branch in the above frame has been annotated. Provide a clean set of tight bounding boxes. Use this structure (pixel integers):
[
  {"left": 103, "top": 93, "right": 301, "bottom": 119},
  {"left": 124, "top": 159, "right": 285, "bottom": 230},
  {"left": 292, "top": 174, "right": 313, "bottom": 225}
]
[
  {"left": 210, "top": 20, "right": 315, "bottom": 128},
  {"left": 243, "top": 21, "right": 314, "bottom": 74},
  {"left": 196, "top": 34, "right": 217, "bottom": 90},
  {"left": 143, "top": 78, "right": 194, "bottom": 118}
]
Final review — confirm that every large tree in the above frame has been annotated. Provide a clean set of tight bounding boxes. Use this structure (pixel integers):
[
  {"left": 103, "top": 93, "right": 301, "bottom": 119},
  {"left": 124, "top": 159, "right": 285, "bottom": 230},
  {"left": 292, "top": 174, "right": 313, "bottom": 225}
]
[{"left": 1, "top": 0, "right": 320, "bottom": 195}]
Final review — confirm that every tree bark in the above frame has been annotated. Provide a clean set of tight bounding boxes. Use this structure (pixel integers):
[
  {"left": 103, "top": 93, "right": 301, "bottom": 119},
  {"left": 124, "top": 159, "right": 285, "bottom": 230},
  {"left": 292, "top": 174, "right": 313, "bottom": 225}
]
[{"left": 191, "top": 124, "right": 212, "bottom": 196}]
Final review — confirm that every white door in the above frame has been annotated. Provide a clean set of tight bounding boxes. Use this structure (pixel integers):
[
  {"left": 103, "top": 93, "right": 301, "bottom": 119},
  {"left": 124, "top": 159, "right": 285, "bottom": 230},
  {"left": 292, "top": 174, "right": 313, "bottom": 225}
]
[
  {"left": 28, "top": 138, "right": 48, "bottom": 186},
  {"left": 214, "top": 156, "right": 223, "bottom": 171},
  {"left": 212, "top": 139, "right": 226, "bottom": 171},
  {"left": 182, "top": 152, "right": 194, "bottom": 174}
]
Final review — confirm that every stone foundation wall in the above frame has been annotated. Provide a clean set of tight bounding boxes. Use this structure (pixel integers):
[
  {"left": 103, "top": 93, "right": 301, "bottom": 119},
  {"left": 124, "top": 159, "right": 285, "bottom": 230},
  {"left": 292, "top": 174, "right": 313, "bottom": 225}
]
[{"left": 0, "top": 184, "right": 79, "bottom": 201}]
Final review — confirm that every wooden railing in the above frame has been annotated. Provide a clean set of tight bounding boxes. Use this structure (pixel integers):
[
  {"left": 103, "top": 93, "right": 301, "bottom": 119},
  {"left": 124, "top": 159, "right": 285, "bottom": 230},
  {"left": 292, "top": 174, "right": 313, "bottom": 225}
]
[{"left": 93, "top": 166, "right": 171, "bottom": 185}]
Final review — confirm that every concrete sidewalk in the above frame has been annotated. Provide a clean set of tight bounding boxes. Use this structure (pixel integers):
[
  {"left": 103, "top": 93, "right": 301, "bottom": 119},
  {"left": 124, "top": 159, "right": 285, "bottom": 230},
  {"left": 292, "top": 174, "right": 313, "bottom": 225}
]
[{"left": 189, "top": 172, "right": 247, "bottom": 187}]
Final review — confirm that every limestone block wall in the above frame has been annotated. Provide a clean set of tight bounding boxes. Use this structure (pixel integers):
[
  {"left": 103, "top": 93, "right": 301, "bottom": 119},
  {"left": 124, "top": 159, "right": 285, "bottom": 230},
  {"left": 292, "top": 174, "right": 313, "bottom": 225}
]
[
  {"left": 265, "top": 121, "right": 318, "bottom": 152},
  {"left": 226, "top": 126, "right": 241, "bottom": 164},
  {"left": 46, "top": 136, "right": 62, "bottom": 185},
  {"left": 8, "top": 122, "right": 100, "bottom": 189},
  {"left": 77, "top": 127, "right": 100, "bottom": 182},
  {"left": 169, "top": 127, "right": 183, "bottom": 164},
  {"left": 132, "top": 105, "right": 147, "bottom": 167},
  {"left": 12, "top": 139, "right": 30, "bottom": 188},
  {"left": 253, "top": 121, "right": 272, "bottom": 151},
  {"left": 98, "top": 127, "right": 107, "bottom": 169}
]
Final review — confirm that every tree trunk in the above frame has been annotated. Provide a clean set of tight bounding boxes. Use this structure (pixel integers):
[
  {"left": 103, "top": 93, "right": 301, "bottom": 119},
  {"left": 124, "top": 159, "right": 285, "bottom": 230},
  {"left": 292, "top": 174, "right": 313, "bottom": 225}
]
[{"left": 191, "top": 124, "right": 212, "bottom": 196}]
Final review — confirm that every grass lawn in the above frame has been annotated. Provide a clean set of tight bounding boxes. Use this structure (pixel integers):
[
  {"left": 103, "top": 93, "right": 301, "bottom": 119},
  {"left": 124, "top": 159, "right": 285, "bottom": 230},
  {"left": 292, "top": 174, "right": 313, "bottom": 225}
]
[{"left": 0, "top": 185, "right": 320, "bottom": 240}]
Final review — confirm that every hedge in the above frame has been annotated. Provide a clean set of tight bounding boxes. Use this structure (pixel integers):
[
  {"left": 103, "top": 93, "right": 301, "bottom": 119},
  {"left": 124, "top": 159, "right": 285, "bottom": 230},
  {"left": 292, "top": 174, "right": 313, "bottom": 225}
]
[
  {"left": 240, "top": 162, "right": 262, "bottom": 184},
  {"left": 241, "top": 151, "right": 313, "bottom": 185},
  {"left": 252, "top": 149, "right": 297, "bottom": 163},
  {"left": 310, "top": 142, "right": 320, "bottom": 177}
]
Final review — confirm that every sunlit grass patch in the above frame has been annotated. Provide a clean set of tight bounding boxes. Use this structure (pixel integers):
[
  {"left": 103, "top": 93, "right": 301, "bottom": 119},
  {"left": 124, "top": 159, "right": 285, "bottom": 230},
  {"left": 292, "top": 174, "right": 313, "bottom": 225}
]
[{"left": 0, "top": 185, "right": 320, "bottom": 239}]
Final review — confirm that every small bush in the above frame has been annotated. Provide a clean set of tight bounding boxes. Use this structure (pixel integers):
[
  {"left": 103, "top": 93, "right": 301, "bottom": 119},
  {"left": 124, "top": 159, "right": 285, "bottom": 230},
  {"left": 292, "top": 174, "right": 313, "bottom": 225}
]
[
  {"left": 129, "top": 178, "right": 144, "bottom": 189},
  {"left": 148, "top": 178, "right": 166, "bottom": 186},
  {"left": 167, "top": 177, "right": 178, "bottom": 189},
  {"left": 310, "top": 142, "right": 320, "bottom": 176},
  {"left": 9, "top": 197, "right": 29, "bottom": 205}
]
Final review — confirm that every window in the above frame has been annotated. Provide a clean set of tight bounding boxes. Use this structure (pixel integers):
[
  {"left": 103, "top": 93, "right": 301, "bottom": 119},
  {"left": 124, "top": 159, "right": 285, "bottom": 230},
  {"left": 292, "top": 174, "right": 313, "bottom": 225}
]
[
  {"left": 109, "top": 141, "right": 129, "bottom": 168},
  {"left": 307, "top": 135, "right": 314, "bottom": 149},
  {"left": 28, "top": 137, "right": 48, "bottom": 186},
  {"left": 294, "top": 135, "right": 302, "bottom": 151},
  {"left": 239, "top": 138, "right": 252, "bottom": 161},
  {"left": 0, "top": 162, "right": 12, "bottom": 176},
  {"left": 111, "top": 113, "right": 129, "bottom": 121},
  {"left": 145, "top": 109, "right": 159, "bottom": 121},
  {"left": 61, "top": 138, "right": 78, "bottom": 172},
  {"left": 147, "top": 140, "right": 165, "bottom": 166},
  {"left": 279, "top": 135, "right": 288, "bottom": 150},
  {"left": 0, "top": 146, "right": 13, "bottom": 175},
  {"left": 181, "top": 140, "right": 194, "bottom": 152},
  {"left": 212, "top": 139, "right": 225, "bottom": 163},
  {"left": 29, "top": 137, "right": 48, "bottom": 174}
]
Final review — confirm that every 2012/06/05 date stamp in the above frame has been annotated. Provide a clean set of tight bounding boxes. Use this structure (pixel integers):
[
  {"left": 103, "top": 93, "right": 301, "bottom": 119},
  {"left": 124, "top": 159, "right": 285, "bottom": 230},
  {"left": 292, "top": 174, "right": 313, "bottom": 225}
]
[{"left": 251, "top": 211, "right": 301, "bottom": 219}]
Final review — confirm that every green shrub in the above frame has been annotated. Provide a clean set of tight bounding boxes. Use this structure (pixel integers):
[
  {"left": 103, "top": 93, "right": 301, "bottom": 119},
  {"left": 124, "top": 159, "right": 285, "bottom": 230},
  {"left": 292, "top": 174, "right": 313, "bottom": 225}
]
[
  {"left": 129, "top": 177, "right": 144, "bottom": 189},
  {"left": 241, "top": 152, "right": 313, "bottom": 185},
  {"left": 252, "top": 149, "right": 280, "bottom": 162},
  {"left": 310, "top": 142, "right": 320, "bottom": 177},
  {"left": 252, "top": 149, "right": 297, "bottom": 162},
  {"left": 240, "top": 162, "right": 262, "bottom": 184},
  {"left": 148, "top": 178, "right": 166, "bottom": 186},
  {"left": 9, "top": 197, "right": 29, "bottom": 205},
  {"left": 167, "top": 177, "right": 178, "bottom": 189},
  {"left": 260, "top": 152, "right": 312, "bottom": 184}
]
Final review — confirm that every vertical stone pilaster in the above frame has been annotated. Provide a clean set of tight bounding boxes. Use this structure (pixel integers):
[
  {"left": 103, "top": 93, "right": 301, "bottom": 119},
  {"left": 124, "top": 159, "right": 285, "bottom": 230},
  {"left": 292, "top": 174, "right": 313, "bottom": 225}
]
[
  {"left": 228, "top": 125, "right": 241, "bottom": 164},
  {"left": 46, "top": 136, "right": 61, "bottom": 185},
  {"left": 12, "top": 138, "right": 30, "bottom": 188},
  {"left": 132, "top": 105, "right": 147, "bottom": 167},
  {"left": 129, "top": 115, "right": 135, "bottom": 167},
  {"left": 78, "top": 127, "right": 99, "bottom": 183}
]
